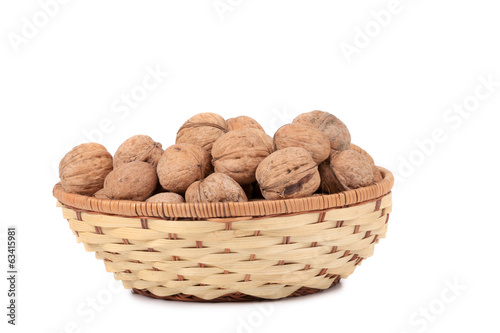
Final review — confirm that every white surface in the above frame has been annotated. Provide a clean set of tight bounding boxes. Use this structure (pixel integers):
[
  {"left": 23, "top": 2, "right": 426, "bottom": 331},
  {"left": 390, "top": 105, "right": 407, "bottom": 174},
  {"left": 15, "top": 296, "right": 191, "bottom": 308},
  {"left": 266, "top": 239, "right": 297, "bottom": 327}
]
[{"left": 1, "top": 1, "right": 499, "bottom": 332}]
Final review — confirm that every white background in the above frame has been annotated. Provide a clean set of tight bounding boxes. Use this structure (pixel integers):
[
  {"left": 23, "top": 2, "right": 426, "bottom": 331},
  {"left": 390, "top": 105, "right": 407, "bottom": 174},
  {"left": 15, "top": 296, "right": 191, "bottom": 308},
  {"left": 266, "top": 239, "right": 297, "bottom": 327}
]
[{"left": 1, "top": 1, "right": 500, "bottom": 332}]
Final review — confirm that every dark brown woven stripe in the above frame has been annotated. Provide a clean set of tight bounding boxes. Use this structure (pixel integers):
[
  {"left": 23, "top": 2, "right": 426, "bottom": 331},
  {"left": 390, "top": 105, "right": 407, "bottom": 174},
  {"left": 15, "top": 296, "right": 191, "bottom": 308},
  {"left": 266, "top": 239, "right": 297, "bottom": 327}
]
[
  {"left": 132, "top": 276, "right": 340, "bottom": 302},
  {"left": 318, "top": 212, "right": 327, "bottom": 223}
]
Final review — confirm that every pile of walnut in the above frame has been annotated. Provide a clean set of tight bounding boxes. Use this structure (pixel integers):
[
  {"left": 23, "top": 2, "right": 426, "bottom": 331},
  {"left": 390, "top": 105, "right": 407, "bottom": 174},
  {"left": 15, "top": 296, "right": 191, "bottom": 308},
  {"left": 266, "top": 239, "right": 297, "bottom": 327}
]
[{"left": 58, "top": 111, "right": 383, "bottom": 203}]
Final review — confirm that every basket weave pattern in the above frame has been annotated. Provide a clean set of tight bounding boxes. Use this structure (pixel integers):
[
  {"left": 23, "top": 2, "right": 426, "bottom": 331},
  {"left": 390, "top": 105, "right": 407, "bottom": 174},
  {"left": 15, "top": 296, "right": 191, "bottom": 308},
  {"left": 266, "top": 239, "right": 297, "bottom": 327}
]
[{"left": 54, "top": 168, "right": 393, "bottom": 301}]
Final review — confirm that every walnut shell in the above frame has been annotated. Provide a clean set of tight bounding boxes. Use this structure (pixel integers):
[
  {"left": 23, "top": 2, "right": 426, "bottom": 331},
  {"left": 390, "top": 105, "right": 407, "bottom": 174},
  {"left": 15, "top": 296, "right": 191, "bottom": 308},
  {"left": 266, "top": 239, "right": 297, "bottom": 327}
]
[
  {"left": 176, "top": 113, "right": 228, "bottom": 154},
  {"left": 212, "top": 128, "right": 275, "bottom": 185},
  {"left": 157, "top": 143, "right": 212, "bottom": 194},
  {"left": 59, "top": 143, "right": 113, "bottom": 195},
  {"left": 320, "top": 150, "right": 374, "bottom": 194},
  {"left": 350, "top": 143, "right": 383, "bottom": 182},
  {"left": 93, "top": 188, "right": 109, "bottom": 199},
  {"left": 293, "top": 110, "right": 351, "bottom": 151},
  {"left": 114, "top": 135, "right": 163, "bottom": 168},
  {"left": 274, "top": 123, "right": 330, "bottom": 164},
  {"left": 104, "top": 161, "right": 157, "bottom": 201},
  {"left": 256, "top": 147, "right": 320, "bottom": 200},
  {"left": 185, "top": 173, "right": 248, "bottom": 203},
  {"left": 146, "top": 192, "right": 185, "bottom": 203},
  {"left": 318, "top": 159, "right": 343, "bottom": 194},
  {"left": 226, "top": 116, "right": 265, "bottom": 132}
]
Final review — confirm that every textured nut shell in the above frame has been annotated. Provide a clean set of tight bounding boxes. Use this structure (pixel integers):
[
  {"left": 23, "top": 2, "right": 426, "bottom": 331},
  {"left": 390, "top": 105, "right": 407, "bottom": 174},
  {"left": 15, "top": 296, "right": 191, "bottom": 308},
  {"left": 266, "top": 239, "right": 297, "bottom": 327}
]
[
  {"left": 185, "top": 173, "right": 248, "bottom": 203},
  {"left": 274, "top": 123, "right": 330, "bottom": 164},
  {"left": 176, "top": 113, "right": 228, "bottom": 153},
  {"left": 349, "top": 143, "right": 374, "bottom": 164},
  {"left": 146, "top": 192, "right": 185, "bottom": 203},
  {"left": 256, "top": 147, "right": 320, "bottom": 200},
  {"left": 226, "top": 116, "right": 265, "bottom": 132},
  {"left": 59, "top": 143, "right": 113, "bottom": 196},
  {"left": 293, "top": 110, "right": 351, "bottom": 151},
  {"left": 318, "top": 159, "right": 344, "bottom": 194},
  {"left": 372, "top": 167, "right": 383, "bottom": 182},
  {"left": 212, "top": 128, "right": 274, "bottom": 185},
  {"left": 330, "top": 150, "right": 374, "bottom": 191},
  {"left": 104, "top": 161, "right": 158, "bottom": 201},
  {"left": 157, "top": 143, "right": 212, "bottom": 194},
  {"left": 114, "top": 135, "right": 163, "bottom": 168},
  {"left": 350, "top": 143, "right": 382, "bottom": 182},
  {"left": 93, "top": 188, "right": 109, "bottom": 199}
]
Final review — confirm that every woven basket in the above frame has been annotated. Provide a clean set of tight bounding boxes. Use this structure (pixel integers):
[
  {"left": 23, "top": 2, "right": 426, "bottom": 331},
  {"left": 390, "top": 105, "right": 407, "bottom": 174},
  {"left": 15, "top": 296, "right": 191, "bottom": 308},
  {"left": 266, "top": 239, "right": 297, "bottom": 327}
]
[{"left": 53, "top": 167, "right": 393, "bottom": 302}]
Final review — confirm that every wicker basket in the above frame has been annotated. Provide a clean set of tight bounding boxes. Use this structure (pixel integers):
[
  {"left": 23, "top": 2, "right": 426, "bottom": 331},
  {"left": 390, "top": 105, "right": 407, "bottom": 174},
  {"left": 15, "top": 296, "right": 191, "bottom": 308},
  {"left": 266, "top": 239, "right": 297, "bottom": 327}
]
[{"left": 53, "top": 167, "right": 393, "bottom": 302}]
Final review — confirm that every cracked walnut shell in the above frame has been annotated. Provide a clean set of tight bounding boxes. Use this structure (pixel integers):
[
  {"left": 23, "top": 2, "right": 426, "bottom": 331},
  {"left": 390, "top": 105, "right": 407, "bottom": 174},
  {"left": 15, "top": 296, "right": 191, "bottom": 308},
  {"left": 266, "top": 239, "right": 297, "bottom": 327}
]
[
  {"left": 59, "top": 143, "right": 113, "bottom": 196},
  {"left": 212, "top": 128, "right": 274, "bottom": 185},
  {"left": 256, "top": 147, "right": 320, "bottom": 200},
  {"left": 273, "top": 123, "right": 330, "bottom": 164},
  {"left": 185, "top": 173, "right": 248, "bottom": 203},
  {"left": 104, "top": 161, "right": 158, "bottom": 201},
  {"left": 157, "top": 143, "right": 212, "bottom": 194},
  {"left": 176, "top": 112, "right": 228, "bottom": 154},
  {"left": 113, "top": 135, "right": 163, "bottom": 168},
  {"left": 293, "top": 110, "right": 351, "bottom": 151}
]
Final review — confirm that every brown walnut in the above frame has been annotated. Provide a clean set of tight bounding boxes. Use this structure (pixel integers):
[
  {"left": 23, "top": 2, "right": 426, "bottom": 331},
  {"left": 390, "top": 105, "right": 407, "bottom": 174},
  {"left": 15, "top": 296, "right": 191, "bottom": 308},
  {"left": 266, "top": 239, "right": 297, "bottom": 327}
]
[
  {"left": 157, "top": 143, "right": 212, "bottom": 194},
  {"left": 113, "top": 135, "right": 163, "bottom": 168},
  {"left": 274, "top": 123, "right": 330, "bottom": 164},
  {"left": 350, "top": 143, "right": 383, "bottom": 182},
  {"left": 256, "top": 147, "right": 320, "bottom": 200},
  {"left": 59, "top": 143, "right": 113, "bottom": 196},
  {"left": 293, "top": 110, "right": 351, "bottom": 151},
  {"left": 146, "top": 192, "right": 185, "bottom": 203},
  {"left": 93, "top": 188, "right": 109, "bottom": 199},
  {"left": 319, "top": 150, "right": 374, "bottom": 194},
  {"left": 176, "top": 113, "right": 228, "bottom": 154},
  {"left": 185, "top": 173, "right": 248, "bottom": 203},
  {"left": 226, "top": 116, "right": 265, "bottom": 132},
  {"left": 104, "top": 161, "right": 158, "bottom": 201},
  {"left": 211, "top": 128, "right": 274, "bottom": 185}
]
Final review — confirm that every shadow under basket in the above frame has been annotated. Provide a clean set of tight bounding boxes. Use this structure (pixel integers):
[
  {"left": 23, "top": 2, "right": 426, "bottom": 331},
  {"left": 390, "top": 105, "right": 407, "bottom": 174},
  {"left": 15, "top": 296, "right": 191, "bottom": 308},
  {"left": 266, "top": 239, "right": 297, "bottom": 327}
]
[{"left": 53, "top": 167, "right": 394, "bottom": 302}]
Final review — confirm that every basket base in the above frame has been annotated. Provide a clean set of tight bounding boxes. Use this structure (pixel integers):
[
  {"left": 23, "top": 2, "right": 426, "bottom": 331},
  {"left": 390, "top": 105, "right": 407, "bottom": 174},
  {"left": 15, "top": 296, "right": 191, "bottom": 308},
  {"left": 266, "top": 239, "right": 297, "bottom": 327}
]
[{"left": 132, "top": 276, "right": 341, "bottom": 302}]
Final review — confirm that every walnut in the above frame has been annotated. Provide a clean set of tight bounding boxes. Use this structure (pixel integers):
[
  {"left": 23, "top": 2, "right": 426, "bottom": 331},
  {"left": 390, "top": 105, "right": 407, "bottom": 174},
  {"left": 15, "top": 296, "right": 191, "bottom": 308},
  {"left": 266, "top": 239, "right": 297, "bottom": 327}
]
[
  {"left": 256, "top": 147, "right": 320, "bottom": 200},
  {"left": 185, "top": 173, "right": 248, "bottom": 203},
  {"left": 349, "top": 143, "right": 374, "bottom": 164},
  {"left": 104, "top": 161, "right": 157, "bottom": 201},
  {"left": 176, "top": 113, "right": 228, "bottom": 154},
  {"left": 59, "top": 143, "right": 113, "bottom": 196},
  {"left": 157, "top": 143, "right": 212, "bottom": 194},
  {"left": 226, "top": 116, "right": 265, "bottom": 132},
  {"left": 113, "top": 135, "right": 163, "bottom": 168},
  {"left": 350, "top": 143, "right": 383, "bottom": 182},
  {"left": 318, "top": 159, "right": 343, "bottom": 194},
  {"left": 211, "top": 128, "right": 274, "bottom": 185},
  {"left": 319, "top": 150, "right": 374, "bottom": 194},
  {"left": 146, "top": 192, "right": 185, "bottom": 203},
  {"left": 293, "top": 110, "right": 351, "bottom": 151},
  {"left": 273, "top": 123, "right": 330, "bottom": 164},
  {"left": 93, "top": 188, "right": 109, "bottom": 199}
]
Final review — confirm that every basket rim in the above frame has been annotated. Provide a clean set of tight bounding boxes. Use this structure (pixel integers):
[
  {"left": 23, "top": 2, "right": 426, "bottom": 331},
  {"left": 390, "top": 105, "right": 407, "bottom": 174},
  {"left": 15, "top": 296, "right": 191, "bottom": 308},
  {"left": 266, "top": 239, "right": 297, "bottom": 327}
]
[{"left": 53, "top": 167, "right": 394, "bottom": 219}]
